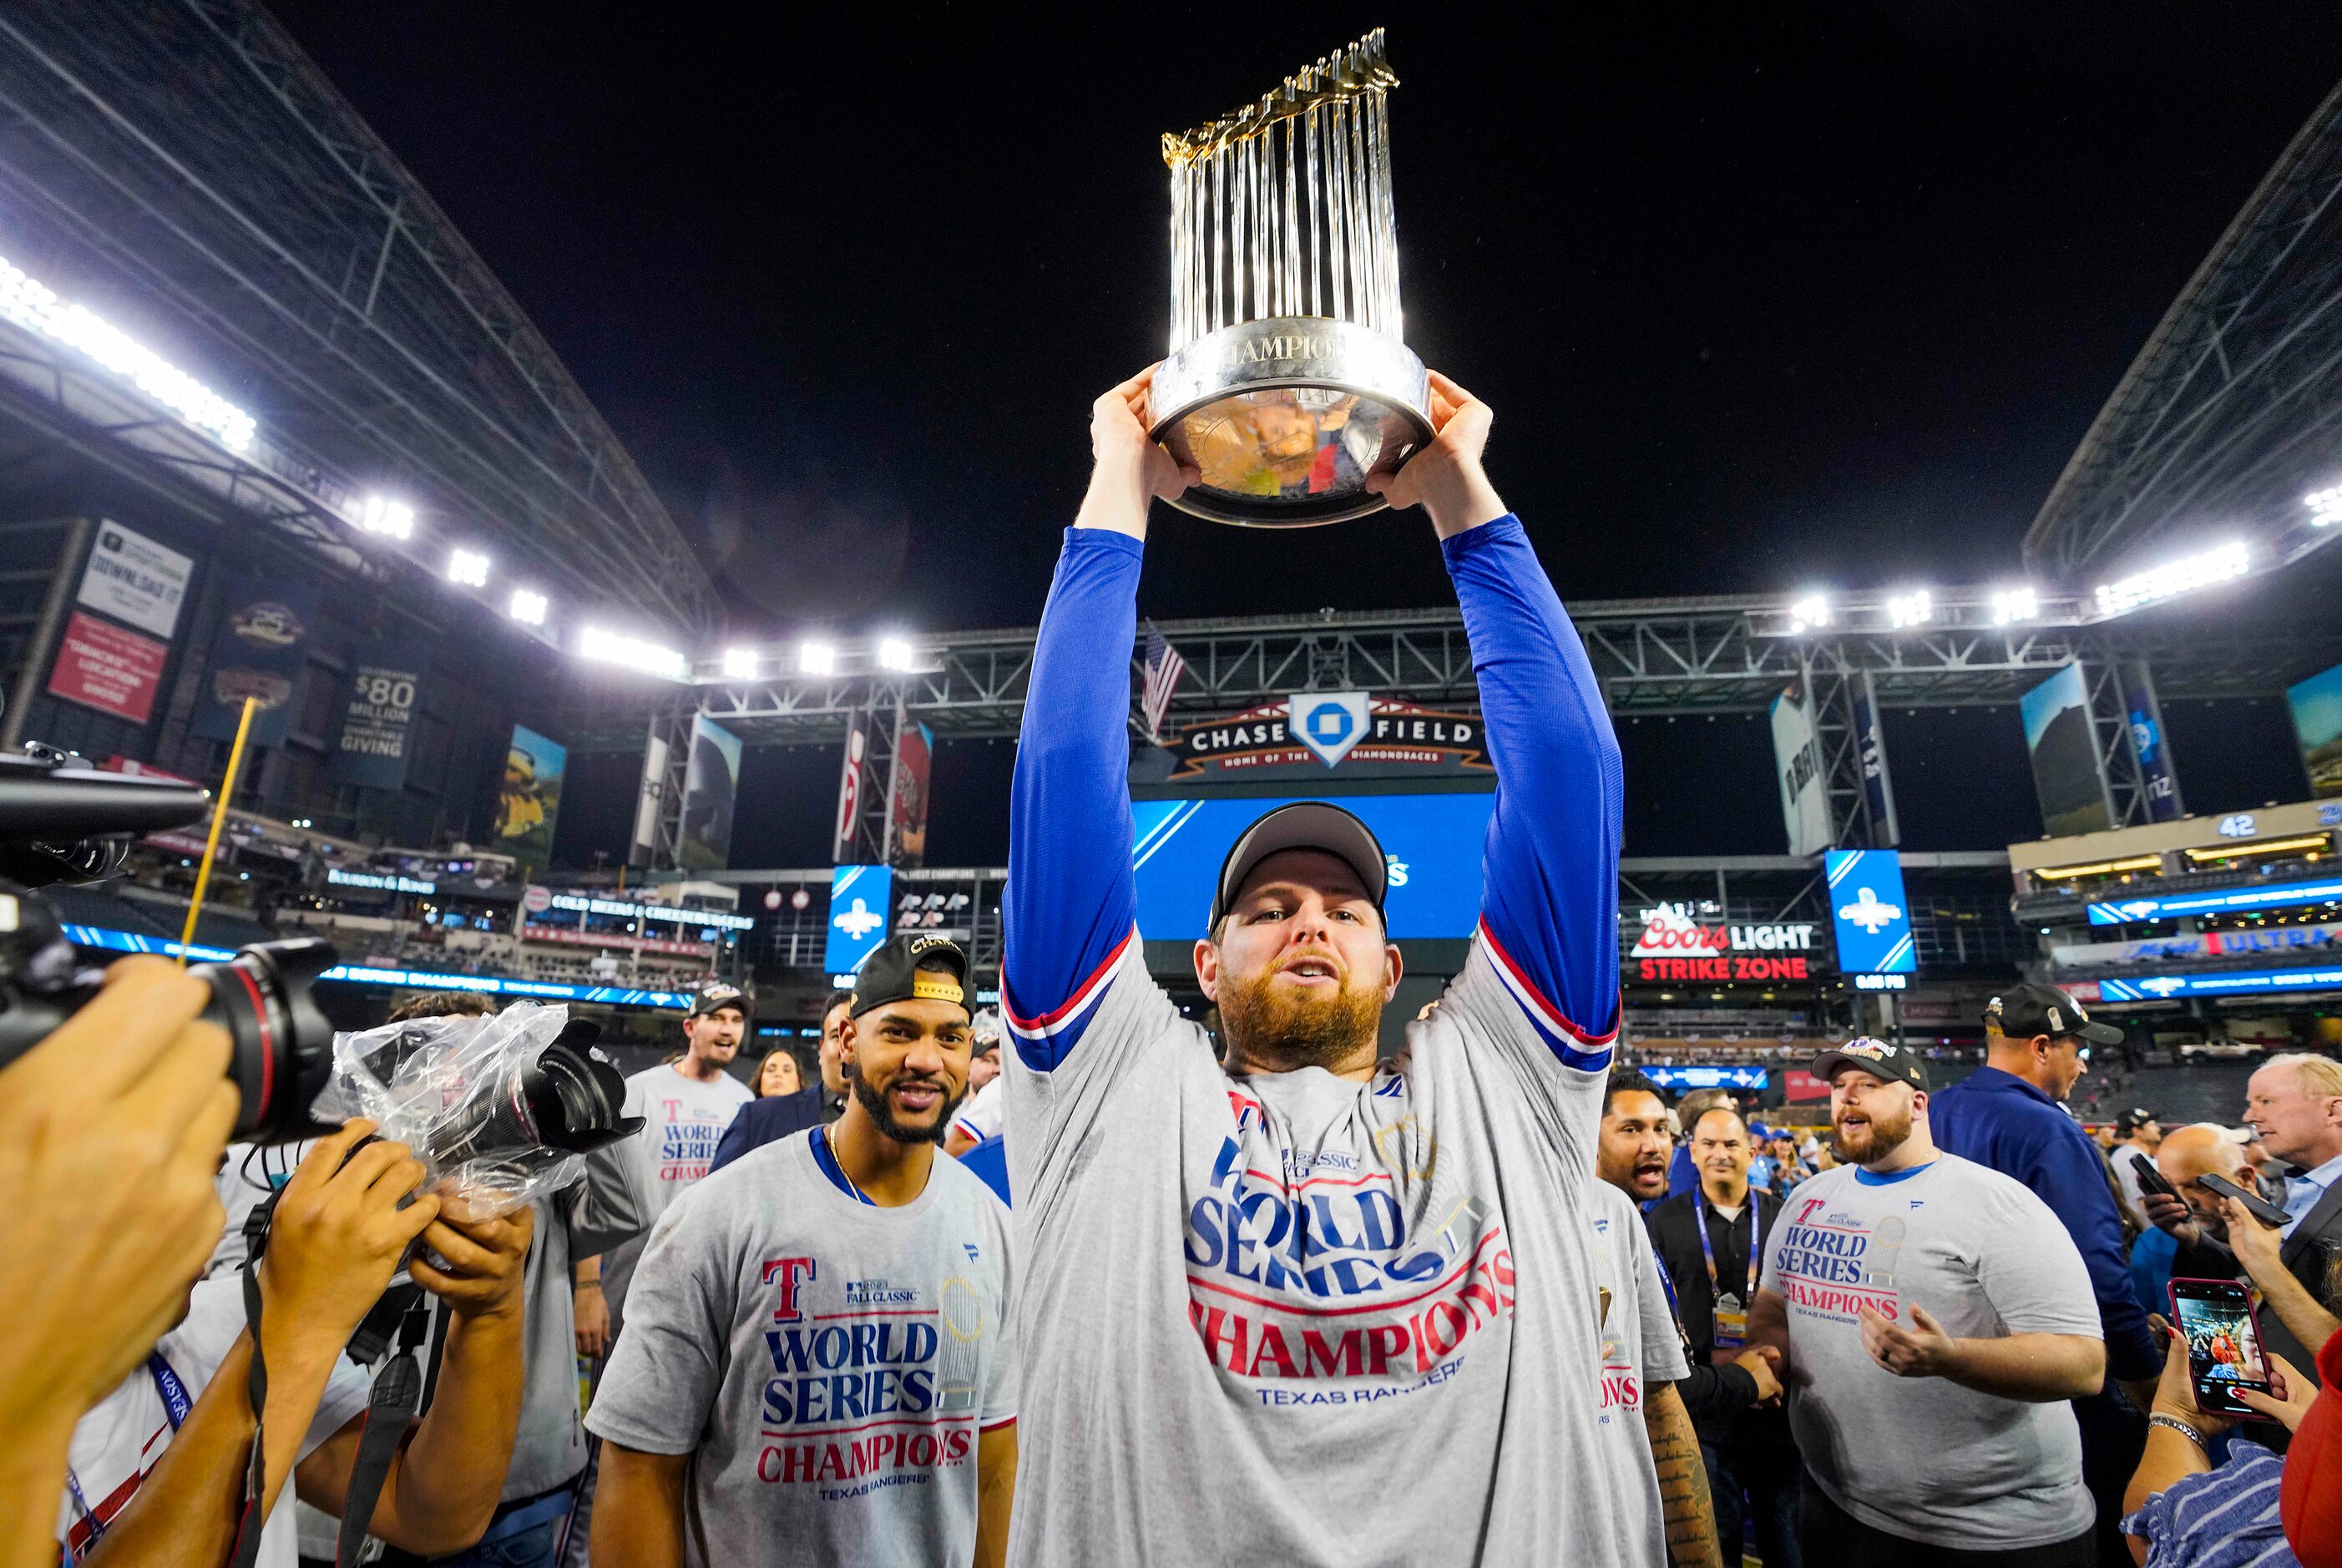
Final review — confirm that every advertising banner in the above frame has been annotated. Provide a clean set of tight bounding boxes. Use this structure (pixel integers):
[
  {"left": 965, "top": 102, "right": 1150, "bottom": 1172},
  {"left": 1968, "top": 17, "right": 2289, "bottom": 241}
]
[
  {"left": 891, "top": 720, "right": 933, "bottom": 867},
  {"left": 2127, "top": 701, "right": 2182, "bottom": 820},
  {"left": 2020, "top": 663, "right": 2113, "bottom": 837},
  {"left": 496, "top": 725, "right": 567, "bottom": 867},
  {"left": 190, "top": 574, "right": 321, "bottom": 748},
  {"left": 1824, "top": 847, "right": 1915, "bottom": 974},
  {"left": 1783, "top": 1069, "right": 1831, "bottom": 1104},
  {"left": 1156, "top": 694, "right": 1488, "bottom": 783},
  {"left": 1625, "top": 904, "right": 1829, "bottom": 984},
  {"left": 832, "top": 709, "right": 873, "bottom": 864},
  {"left": 2286, "top": 660, "right": 2342, "bottom": 799},
  {"left": 1641, "top": 1065, "right": 1769, "bottom": 1093},
  {"left": 2089, "top": 873, "right": 2342, "bottom": 926},
  {"left": 2052, "top": 919, "right": 2342, "bottom": 970},
  {"left": 1770, "top": 687, "right": 1832, "bottom": 856},
  {"left": 678, "top": 714, "right": 744, "bottom": 872},
  {"left": 823, "top": 863, "right": 893, "bottom": 976},
  {"left": 628, "top": 731, "right": 669, "bottom": 868},
  {"left": 1856, "top": 675, "right": 1899, "bottom": 846},
  {"left": 46, "top": 609, "right": 169, "bottom": 723},
  {"left": 327, "top": 636, "right": 431, "bottom": 791},
  {"left": 76, "top": 521, "right": 192, "bottom": 640}
]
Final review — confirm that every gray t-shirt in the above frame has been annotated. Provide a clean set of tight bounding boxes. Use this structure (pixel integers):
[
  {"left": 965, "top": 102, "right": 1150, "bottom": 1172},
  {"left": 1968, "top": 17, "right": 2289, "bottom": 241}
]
[
  {"left": 1589, "top": 1181, "right": 1690, "bottom": 1564},
  {"left": 600, "top": 1064, "right": 752, "bottom": 1329},
  {"left": 1004, "top": 939, "right": 1658, "bottom": 1567},
  {"left": 1758, "top": 1153, "right": 2100, "bottom": 1550},
  {"left": 585, "top": 1130, "right": 1016, "bottom": 1568}
]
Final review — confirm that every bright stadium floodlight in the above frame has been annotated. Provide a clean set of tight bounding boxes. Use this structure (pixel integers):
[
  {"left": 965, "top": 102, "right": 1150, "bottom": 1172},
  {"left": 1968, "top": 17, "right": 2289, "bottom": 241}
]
[
  {"left": 2308, "top": 485, "right": 2342, "bottom": 527},
  {"left": 1887, "top": 589, "right": 1933, "bottom": 630},
  {"left": 722, "top": 647, "right": 759, "bottom": 679},
  {"left": 799, "top": 640, "right": 837, "bottom": 675},
  {"left": 0, "top": 251, "right": 257, "bottom": 453},
  {"left": 358, "top": 495, "right": 415, "bottom": 539},
  {"left": 448, "top": 548, "right": 490, "bottom": 588},
  {"left": 1990, "top": 585, "right": 2037, "bottom": 625},
  {"left": 579, "top": 625, "right": 688, "bottom": 681},
  {"left": 508, "top": 589, "right": 548, "bottom": 626},
  {"left": 878, "top": 637, "right": 915, "bottom": 671},
  {"left": 1787, "top": 594, "right": 1830, "bottom": 635},
  {"left": 2096, "top": 541, "right": 2250, "bottom": 617}
]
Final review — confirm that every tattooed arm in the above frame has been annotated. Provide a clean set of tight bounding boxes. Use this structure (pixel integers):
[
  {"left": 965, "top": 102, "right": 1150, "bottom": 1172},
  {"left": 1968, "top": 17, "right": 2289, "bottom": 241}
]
[{"left": 1641, "top": 1382, "right": 1722, "bottom": 1568}]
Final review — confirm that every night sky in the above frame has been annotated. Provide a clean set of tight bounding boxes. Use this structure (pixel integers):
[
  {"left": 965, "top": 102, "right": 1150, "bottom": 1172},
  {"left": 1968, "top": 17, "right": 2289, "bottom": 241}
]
[{"left": 266, "top": 5, "right": 2342, "bottom": 865}]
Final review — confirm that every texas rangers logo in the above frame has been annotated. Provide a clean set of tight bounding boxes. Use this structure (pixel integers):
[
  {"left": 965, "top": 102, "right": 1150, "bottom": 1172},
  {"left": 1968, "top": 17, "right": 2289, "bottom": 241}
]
[{"left": 763, "top": 1257, "right": 817, "bottom": 1323}]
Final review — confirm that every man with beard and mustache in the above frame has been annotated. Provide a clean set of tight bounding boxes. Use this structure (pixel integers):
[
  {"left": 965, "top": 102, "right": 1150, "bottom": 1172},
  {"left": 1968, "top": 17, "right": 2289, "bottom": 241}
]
[
  {"left": 1001, "top": 367, "right": 1641, "bottom": 1565},
  {"left": 587, "top": 935, "right": 1016, "bottom": 1568},
  {"left": 1748, "top": 1039, "right": 2107, "bottom": 1567}
]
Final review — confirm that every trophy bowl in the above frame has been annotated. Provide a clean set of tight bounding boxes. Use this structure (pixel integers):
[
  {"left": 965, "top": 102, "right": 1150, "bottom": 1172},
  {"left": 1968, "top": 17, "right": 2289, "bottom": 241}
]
[{"left": 1148, "top": 316, "right": 1433, "bottom": 527}]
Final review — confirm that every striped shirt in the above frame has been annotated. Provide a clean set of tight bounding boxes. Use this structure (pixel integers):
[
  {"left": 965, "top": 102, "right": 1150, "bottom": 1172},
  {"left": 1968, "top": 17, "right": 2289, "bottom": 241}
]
[{"left": 2122, "top": 1440, "right": 2300, "bottom": 1568}]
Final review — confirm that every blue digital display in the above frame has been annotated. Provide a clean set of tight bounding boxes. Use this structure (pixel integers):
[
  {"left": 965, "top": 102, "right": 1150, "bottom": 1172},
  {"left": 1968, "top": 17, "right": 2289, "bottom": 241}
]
[
  {"left": 1641, "top": 1064, "right": 1769, "bottom": 1092},
  {"left": 823, "top": 864, "right": 893, "bottom": 974},
  {"left": 1131, "top": 792, "right": 1496, "bottom": 941},
  {"left": 60, "top": 924, "right": 690, "bottom": 1009},
  {"left": 2095, "top": 966, "right": 2342, "bottom": 1002},
  {"left": 1825, "top": 849, "right": 1915, "bottom": 974},
  {"left": 2087, "top": 878, "right": 2342, "bottom": 926}
]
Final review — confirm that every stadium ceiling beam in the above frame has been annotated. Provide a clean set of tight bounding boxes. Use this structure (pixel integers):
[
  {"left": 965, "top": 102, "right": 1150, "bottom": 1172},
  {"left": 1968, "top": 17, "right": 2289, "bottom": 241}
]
[
  {"left": 0, "top": 1, "right": 716, "bottom": 635},
  {"left": 532, "top": 594, "right": 2342, "bottom": 753},
  {"left": 2025, "top": 76, "right": 2342, "bottom": 584}
]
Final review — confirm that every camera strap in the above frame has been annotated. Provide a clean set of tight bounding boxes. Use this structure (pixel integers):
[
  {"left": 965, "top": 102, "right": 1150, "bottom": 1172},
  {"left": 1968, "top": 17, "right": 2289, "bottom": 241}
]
[
  {"left": 334, "top": 1298, "right": 427, "bottom": 1568},
  {"left": 227, "top": 1257, "right": 270, "bottom": 1568}
]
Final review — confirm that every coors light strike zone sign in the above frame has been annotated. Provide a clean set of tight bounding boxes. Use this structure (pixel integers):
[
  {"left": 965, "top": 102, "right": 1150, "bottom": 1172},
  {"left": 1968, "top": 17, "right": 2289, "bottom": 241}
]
[{"left": 1628, "top": 905, "right": 1829, "bottom": 984}]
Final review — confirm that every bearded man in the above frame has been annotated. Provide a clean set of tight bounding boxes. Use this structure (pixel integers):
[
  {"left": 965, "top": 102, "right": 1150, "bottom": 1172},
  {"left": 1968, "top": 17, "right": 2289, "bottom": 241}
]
[
  {"left": 1745, "top": 1039, "right": 2107, "bottom": 1568},
  {"left": 999, "top": 365, "right": 1641, "bottom": 1565}
]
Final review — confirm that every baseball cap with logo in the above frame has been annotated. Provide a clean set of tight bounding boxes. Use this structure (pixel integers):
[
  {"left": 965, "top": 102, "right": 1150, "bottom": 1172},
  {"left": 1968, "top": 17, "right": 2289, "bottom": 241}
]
[
  {"left": 1985, "top": 981, "right": 2123, "bottom": 1046},
  {"left": 1209, "top": 801, "right": 1389, "bottom": 933},
  {"left": 686, "top": 980, "right": 751, "bottom": 1020},
  {"left": 2112, "top": 1105, "right": 2161, "bottom": 1136},
  {"left": 1810, "top": 1036, "right": 1930, "bottom": 1091},
  {"left": 849, "top": 933, "right": 970, "bottom": 1020}
]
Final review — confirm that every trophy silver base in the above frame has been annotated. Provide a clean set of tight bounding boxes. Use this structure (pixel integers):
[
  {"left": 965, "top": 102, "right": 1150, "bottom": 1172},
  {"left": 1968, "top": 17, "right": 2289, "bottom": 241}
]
[{"left": 1148, "top": 316, "right": 1434, "bottom": 527}]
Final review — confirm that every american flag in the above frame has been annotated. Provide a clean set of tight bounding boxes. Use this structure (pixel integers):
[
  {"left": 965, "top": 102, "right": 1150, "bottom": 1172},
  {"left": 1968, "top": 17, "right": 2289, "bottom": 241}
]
[{"left": 1141, "top": 622, "right": 1186, "bottom": 743}]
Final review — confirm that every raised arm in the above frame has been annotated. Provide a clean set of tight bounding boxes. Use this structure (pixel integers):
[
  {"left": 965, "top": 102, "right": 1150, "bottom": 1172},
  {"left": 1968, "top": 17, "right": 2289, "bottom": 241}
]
[
  {"left": 1003, "top": 370, "right": 1195, "bottom": 1070},
  {"left": 1378, "top": 373, "right": 1623, "bottom": 1055}
]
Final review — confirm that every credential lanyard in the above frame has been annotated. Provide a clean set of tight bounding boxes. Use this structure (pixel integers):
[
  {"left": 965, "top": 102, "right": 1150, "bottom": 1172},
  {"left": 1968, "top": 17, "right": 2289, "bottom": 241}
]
[
  {"left": 63, "top": 1354, "right": 193, "bottom": 1561},
  {"left": 1697, "top": 1199, "right": 1762, "bottom": 1302}
]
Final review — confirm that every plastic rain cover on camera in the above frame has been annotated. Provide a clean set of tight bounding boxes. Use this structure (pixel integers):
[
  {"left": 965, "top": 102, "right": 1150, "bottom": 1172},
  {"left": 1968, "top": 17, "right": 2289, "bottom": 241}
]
[{"left": 316, "top": 1001, "right": 589, "bottom": 1221}]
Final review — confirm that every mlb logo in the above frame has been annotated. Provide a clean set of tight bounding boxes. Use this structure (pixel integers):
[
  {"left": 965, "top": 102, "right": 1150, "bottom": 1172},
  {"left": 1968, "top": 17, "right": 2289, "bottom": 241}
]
[{"left": 1287, "top": 691, "right": 1370, "bottom": 768}]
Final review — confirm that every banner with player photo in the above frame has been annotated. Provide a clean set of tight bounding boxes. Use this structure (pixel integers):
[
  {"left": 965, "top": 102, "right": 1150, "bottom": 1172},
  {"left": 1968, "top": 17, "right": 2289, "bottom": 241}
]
[
  {"left": 497, "top": 724, "right": 568, "bottom": 866},
  {"left": 190, "top": 574, "right": 321, "bottom": 748},
  {"left": 678, "top": 714, "right": 744, "bottom": 872}
]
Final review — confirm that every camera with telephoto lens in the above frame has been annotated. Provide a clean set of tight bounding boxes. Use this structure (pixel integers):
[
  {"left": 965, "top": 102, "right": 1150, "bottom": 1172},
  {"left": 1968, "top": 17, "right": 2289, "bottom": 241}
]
[{"left": 0, "top": 744, "right": 337, "bottom": 1141}]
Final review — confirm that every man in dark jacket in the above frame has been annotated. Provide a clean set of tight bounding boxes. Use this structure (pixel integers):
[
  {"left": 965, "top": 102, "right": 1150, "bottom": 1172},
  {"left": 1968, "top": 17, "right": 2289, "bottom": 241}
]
[
  {"left": 1930, "top": 983, "right": 2158, "bottom": 1567},
  {"left": 707, "top": 989, "right": 849, "bottom": 1173},
  {"left": 1649, "top": 1104, "right": 1797, "bottom": 1568}
]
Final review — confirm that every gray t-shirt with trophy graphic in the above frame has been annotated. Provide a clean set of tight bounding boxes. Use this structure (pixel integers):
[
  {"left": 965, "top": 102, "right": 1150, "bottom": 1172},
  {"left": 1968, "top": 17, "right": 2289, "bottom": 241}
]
[{"left": 1758, "top": 1153, "right": 2100, "bottom": 1550}]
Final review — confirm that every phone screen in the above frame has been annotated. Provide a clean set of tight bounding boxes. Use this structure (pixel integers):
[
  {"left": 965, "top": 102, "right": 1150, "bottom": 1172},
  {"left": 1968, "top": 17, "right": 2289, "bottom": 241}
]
[{"left": 2169, "top": 1281, "right": 2271, "bottom": 1416}]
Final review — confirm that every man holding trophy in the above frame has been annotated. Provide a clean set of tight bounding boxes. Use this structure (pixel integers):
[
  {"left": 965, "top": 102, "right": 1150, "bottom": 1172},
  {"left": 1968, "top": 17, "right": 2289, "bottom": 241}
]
[{"left": 999, "top": 42, "right": 1653, "bottom": 1565}]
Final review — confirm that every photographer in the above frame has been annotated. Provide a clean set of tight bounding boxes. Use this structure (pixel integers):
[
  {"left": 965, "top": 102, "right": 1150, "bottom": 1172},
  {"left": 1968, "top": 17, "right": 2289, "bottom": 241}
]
[
  {"left": 60, "top": 1120, "right": 529, "bottom": 1567},
  {"left": 0, "top": 959, "right": 239, "bottom": 1568}
]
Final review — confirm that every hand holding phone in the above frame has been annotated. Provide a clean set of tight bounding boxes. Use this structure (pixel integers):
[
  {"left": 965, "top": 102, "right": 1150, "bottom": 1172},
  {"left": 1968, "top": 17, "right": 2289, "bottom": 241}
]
[
  {"left": 2167, "top": 1277, "right": 2275, "bottom": 1419},
  {"left": 2197, "top": 1170, "right": 2291, "bottom": 1228}
]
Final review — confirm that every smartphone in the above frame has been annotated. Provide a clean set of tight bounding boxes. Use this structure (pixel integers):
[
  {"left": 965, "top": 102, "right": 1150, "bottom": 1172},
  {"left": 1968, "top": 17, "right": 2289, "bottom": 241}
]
[
  {"left": 2167, "top": 1277, "right": 2274, "bottom": 1418},
  {"left": 2132, "top": 1156, "right": 2179, "bottom": 1202},
  {"left": 2198, "top": 1171, "right": 2293, "bottom": 1229}
]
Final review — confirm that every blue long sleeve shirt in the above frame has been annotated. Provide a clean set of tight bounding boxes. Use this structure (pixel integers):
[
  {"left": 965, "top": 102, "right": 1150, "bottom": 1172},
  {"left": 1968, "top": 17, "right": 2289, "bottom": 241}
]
[
  {"left": 1004, "top": 513, "right": 1621, "bottom": 1066},
  {"left": 1929, "top": 1065, "right": 2161, "bottom": 1382}
]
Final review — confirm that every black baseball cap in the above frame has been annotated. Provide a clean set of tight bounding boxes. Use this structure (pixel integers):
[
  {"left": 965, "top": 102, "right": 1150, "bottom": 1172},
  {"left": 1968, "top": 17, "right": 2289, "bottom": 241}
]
[
  {"left": 1985, "top": 982, "right": 2123, "bottom": 1046},
  {"left": 1811, "top": 1037, "right": 1930, "bottom": 1091},
  {"left": 686, "top": 980, "right": 751, "bottom": 1020},
  {"left": 850, "top": 933, "right": 970, "bottom": 1020},
  {"left": 2113, "top": 1105, "right": 2162, "bottom": 1136},
  {"left": 1209, "top": 801, "right": 1389, "bottom": 932}
]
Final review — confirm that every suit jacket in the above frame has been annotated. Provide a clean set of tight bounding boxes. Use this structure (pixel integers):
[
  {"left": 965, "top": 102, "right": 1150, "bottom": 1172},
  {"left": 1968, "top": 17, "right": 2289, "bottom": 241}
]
[
  {"left": 2172, "top": 1173, "right": 2342, "bottom": 1377},
  {"left": 1647, "top": 1187, "right": 1783, "bottom": 1445},
  {"left": 707, "top": 1086, "right": 828, "bottom": 1176}
]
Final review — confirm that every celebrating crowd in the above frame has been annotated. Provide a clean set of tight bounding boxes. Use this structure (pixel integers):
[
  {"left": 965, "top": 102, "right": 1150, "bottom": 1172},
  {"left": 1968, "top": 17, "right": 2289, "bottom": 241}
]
[{"left": 7, "top": 367, "right": 2342, "bottom": 1568}]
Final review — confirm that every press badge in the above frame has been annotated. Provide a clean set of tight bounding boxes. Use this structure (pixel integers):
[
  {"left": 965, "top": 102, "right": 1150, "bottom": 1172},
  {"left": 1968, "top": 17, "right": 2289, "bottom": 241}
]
[{"left": 1713, "top": 1292, "right": 1747, "bottom": 1349}]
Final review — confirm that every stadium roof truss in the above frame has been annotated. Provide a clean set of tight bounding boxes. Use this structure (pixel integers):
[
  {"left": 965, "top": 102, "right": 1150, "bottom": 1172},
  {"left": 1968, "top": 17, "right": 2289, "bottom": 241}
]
[
  {"left": 2027, "top": 78, "right": 2342, "bottom": 584},
  {"left": 0, "top": 0, "right": 715, "bottom": 635}
]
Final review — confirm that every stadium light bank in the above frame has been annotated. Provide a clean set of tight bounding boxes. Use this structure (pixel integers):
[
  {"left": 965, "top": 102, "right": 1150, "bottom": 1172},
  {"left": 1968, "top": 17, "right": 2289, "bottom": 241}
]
[
  {"left": 578, "top": 625, "right": 689, "bottom": 680},
  {"left": 2094, "top": 540, "right": 2250, "bottom": 618}
]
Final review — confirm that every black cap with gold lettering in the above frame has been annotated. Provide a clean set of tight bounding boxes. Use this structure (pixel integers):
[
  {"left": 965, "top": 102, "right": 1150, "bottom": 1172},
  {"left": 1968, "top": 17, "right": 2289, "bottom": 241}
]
[{"left": 848, "top": 933, "right": 970, "bottom": 1020}]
